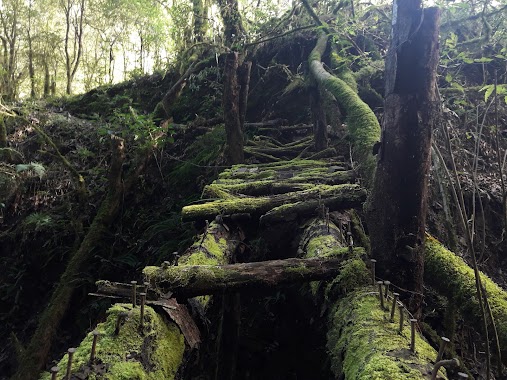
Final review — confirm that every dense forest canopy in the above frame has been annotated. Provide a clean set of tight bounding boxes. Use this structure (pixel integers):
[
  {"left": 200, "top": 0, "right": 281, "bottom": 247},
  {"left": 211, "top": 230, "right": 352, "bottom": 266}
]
[
  {"left": 1, "top": 0, "right": 507, "bottom": 379},
  {"left": 0, "top": 0, "right": 505, "bottom": 98},
  {"left": 0, "top": 0, "right": 292, "bottom": 97}
]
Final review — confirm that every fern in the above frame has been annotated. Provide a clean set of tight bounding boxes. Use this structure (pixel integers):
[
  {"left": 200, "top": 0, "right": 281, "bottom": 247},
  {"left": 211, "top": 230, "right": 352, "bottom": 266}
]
[{"left": 16, "top": 162, "right": 46, "bottom": 179}]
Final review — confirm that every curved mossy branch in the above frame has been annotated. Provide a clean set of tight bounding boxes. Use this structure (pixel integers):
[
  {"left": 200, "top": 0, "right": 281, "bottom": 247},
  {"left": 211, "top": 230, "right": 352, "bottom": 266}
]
[
  {"left": 425, "top": 236, "right": 507, "bottom": 366},
  {"left": 39, "top": 304, "right": 185, "bottom": 380},
  {"left": 308, "top": 33, "right": 380, "bottom": 188}
]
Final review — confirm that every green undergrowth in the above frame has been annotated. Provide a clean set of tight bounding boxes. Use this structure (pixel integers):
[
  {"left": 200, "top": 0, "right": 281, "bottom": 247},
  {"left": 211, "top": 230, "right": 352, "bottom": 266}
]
[
  {"left": 40, "top": 304, "right": 184, "bottom": 380},
  {"left": 327, "top": 289, "right": 445, "bottom": 379},
  {"left": 168, "top": 125, "right": 226, "bottom": 193},
  {"left": 425, "top": 236, "right": 507, "bottom": 362}
]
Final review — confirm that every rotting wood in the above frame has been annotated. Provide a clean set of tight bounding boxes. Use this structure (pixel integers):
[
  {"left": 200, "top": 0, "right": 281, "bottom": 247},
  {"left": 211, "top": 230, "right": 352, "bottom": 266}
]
[
  {"left": 143, "top": 255, "right": 364, "bottom": 298},
  {"left": 181, "top": 184, "right": 366, "bottom": 222},
  {"left": 159, "top": 298, "right": 201, "bottom": 349}
]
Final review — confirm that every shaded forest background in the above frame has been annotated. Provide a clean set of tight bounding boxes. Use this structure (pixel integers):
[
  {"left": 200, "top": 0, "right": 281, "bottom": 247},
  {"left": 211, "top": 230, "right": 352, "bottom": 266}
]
[{"left": 1, "top": 0, "right": 507, "bottom": 378}]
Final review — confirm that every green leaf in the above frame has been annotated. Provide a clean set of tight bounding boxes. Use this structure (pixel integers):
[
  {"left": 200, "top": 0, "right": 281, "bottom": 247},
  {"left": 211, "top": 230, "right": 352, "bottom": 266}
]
[
  {"left": 16, "top": 162, "right": 46, "bottom": 179},
  {"left": 480, "top": 85, "right": 493, "bottom": 102},
  {"left": 445, "top": 73, "right": 452, "bottom": 83},
  {"left": 474, "top": 57, "right": 493, "bottom": 63}
]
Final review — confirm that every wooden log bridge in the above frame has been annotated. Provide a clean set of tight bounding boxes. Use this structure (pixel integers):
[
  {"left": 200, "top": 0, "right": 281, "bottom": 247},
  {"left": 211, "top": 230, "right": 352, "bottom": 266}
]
[{"left": 95, "top": 250, "right": 365, "bottom": 300}]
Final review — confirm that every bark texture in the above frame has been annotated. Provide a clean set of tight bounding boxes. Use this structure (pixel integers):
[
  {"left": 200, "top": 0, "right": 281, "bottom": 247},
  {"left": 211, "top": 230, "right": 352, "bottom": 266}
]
[
  {"left": 143, "top": 256, "right": 358, "bottom": 297},
  {"left": 223, "top": 52, "right": 244, "bottom": 164},
  {"left": 366, "top": 0, "right": 440, "bottom": 315}
]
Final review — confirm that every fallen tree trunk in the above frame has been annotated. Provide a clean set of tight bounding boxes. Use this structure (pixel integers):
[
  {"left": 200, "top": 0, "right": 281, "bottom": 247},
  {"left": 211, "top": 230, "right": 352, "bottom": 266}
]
[
  {"left": 327, "top": 290, "right": 446, "bottom": 379},
  {"left": 143, "top": 255, "right": 361, "bottom": 298},
  {"left": 296, "top": 217, "right": 446, "bottom": 379},
  {"left": 39, "top": 304, "right": 186, "bottom": 380},
  {"left": 182, "top": 184, "right": 366, "bottom": 222},
  {"left": 425, "top": 236, "right": 507, "bottom": 366}
]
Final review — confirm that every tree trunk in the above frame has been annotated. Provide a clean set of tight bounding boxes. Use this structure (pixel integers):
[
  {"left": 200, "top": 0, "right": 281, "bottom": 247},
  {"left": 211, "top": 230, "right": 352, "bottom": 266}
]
[
  {"left": 238, "top": 60, "right": 252, "bottom": 129},
  {"left": 310, "top": 86, "right": 328, "bottom": 151},
  {"left": 365, "top": 0, "right": 440, "bottom": 315},
  {"left": 223, "top": 52, "right": 244, "bottom": 164}
]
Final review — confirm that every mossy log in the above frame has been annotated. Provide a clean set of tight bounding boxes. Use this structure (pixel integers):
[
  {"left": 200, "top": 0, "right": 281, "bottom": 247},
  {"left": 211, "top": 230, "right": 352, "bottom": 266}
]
[
  {"left": 244, "top": 142, "right": 312, "bottom": 159},
  {"left": 181, "top": 184, "right": 366, "bottom": 222},
  {"left": 308, "top": 32, "right": 381, "bottom": 188},
  {"left": 39, "top": 304, "right": 185, "bottom": 380},
  {"left": 217, "top": 164, "right": 349, "bottom": 182},
  {"left": 222, "top": 158, "right": 344, "bottom": 173},
  {"left": 327, "top": 290, "right": 446, "bottom": 379},
  {"left": 244, "top": 119, "right": 287, "bottom": 128},
  {"left": 143, "top": 256, "right": 357, "bottom": 298},
  {"left": 296, "top": 218, "right": 445, "bottom": 378},
  {"left": 425, "top": 236, "right": 507, "bottom": 365},
  {"left": 205, "top": 171, "right": 354, "bottom": 198},
  {"left": 203, "top": 182, "right": 315, "bottom": 198}
]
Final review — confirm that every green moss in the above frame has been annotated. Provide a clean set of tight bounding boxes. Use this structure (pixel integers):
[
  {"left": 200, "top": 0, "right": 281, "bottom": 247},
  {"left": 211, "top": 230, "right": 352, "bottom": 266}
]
[
  {"left": 425, "top": 236, "right": 507, "bottom": 362},
  {"left": 144, "top": 222, "right": 230, "bottom": 309},
  {"left": 326, "top": 258, "right": 370, "bottom": 300},
  {"left": 327, "top": 290, "right": 445, "bottom": 379},
  {"left": 182, "top": 184, "right": 366, "bottom": 221},
  {"left": 40, "top": 304, "right": 185, "bottom": 380}
]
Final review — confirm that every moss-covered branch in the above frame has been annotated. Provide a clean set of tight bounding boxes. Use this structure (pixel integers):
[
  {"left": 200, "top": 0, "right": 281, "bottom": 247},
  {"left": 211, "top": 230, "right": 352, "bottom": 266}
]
[
  {"left": 308, "top": 33, "right": 381, "bottom": 188},
  {"left": 182, "top": 184, "right": 366, "bottom": 221},
  {"left": 143, "top": 255, "right": 361, "bottom": 298}
]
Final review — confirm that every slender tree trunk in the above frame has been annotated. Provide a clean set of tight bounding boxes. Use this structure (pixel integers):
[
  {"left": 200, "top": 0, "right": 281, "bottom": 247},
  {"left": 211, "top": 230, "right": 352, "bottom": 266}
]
[
  {"left": 310, "top": 86, "right": 328, "bottom": 151},
  {"left": 63, "top": 0, "right": 85, "bottom": 95},
  {"left": 223, "top": 52, "right": 244, "bottom": 164},
  {"left": 238, "top": 60, "right": 252, "bottom": 129},
  {"left": 0, "top": 115, "right": 7, "bottom": 149},
  {"left": 13, "top": 138, "right": 152, "bottom": 380},
  {"left": 366, "top": 0, "right": 440, "bottom": 316},
  {"left": 192, "top": 0, "right": 208, "bottom": 42},
  {"left": 218, "top": 0, "right": 245, "bottom": 165}
]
